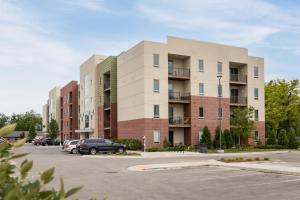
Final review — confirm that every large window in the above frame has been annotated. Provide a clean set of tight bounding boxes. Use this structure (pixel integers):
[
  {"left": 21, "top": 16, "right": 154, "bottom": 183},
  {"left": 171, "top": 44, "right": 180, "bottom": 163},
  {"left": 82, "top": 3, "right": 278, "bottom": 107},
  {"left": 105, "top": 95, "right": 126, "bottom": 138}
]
[
  {"left": 255, "top": 109, "right": 259, "bottom": 121},
  {"left": 153, "top": 130, "right": 160, "bottom": 143},
  {"left": 84, "top": 115, "right": 89, "bottom": 128},
  {"left": 198, "top": 59, "right": 204, "bottom": 72},
  {"left": 255, "top": 131, "right": 259, "bottom": 141},
  {"left": 153, "top": 54, "right": 159, "bottom": 67},
  {"left": 217, "top": 62, "right": 223, "bottom": 74},
  {"left": 199, "top": 83, "right": 204, "bottom": 96},
  {"left": 254, "top": 66, "right": 259, "bottom": 78},
  {"left": 254, "top": 88, "right": 259, "bottom": 100},
  {"left": 154, "top": 105, "right": 160, "bottom": 118},
  {"left": 199, "top": 107, "right": 204, "bottom": 118},
  {"left": 153, "top": 79, "right": 159, "bottom": 92}
]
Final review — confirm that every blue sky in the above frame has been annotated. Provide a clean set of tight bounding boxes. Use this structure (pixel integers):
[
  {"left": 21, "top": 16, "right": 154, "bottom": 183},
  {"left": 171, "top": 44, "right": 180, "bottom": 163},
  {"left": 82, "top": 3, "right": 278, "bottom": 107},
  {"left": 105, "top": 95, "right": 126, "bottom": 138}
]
[{"left": 1, "top": 0, "right": 300, "bottom": 115}]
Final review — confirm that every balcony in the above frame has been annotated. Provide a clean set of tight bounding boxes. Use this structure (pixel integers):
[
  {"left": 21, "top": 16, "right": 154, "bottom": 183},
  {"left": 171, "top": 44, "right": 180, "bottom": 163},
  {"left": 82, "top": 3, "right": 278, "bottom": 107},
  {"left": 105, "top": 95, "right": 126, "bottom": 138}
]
[
  {"left": 104, "top": 82, "right": 111, "bottom": 92},
  {"left": 169, "top": 116, "right": 191, "bottom": 127},
  {"left": 230, "top": 74, "right": 247, "bottom": 84},
  {"left": 230, "top": 96, "right": 247, "bottom": 106},
  {"left": 104, "top": 120, "right": 110, "bottom": 129},
  {"left": 168, "top": 67, "right": 190, "bottom": 80},
  {"left": 168, "top": 92, "right": 190, "bottom": 103},
  {"left": 104, "top": 102, "right": 110, "bottom": 110}
]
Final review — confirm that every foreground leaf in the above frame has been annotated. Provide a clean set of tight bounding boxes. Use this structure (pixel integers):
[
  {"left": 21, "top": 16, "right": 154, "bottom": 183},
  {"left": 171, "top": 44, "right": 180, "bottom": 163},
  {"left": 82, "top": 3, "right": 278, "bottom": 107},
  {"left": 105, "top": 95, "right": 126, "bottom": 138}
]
[
  {"left": 41, "top": 168, "right": 55, "bottom": 184},
  {"left": 0, "top": 124, "right": 16, "bottom": 137}
]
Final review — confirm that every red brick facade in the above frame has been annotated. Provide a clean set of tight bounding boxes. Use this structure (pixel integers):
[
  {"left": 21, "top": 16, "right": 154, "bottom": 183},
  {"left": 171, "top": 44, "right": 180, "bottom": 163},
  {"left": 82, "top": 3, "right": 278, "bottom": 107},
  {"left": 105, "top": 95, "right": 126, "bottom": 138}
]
[
  {"left": 190, "top": 96, "right": 230, "bottom": 145},
  {"left": 97, "top": 103, "right": 118, "bottom": 139},
  {"left": 118, "top": 118, "right": 168, "bottom": 148},
  {"left": 60, "top": 81, "right": 79, "bottom": 141},
  {"left": 248, "top": 121, "right": 266, "bottom": 145}
]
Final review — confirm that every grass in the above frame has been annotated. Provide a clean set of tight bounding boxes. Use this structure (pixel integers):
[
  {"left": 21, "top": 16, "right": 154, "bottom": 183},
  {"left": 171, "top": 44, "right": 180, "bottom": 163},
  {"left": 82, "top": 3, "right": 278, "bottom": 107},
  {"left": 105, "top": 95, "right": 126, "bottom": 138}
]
[
  {"left": 220, "top": 156, "right": 270, "bottom": 163},
  {"left": 207, "top": 148, "right": 288, "bottom": 154},
  {"left": 105, "top": 152, "right": 141, "bottom": 156}
]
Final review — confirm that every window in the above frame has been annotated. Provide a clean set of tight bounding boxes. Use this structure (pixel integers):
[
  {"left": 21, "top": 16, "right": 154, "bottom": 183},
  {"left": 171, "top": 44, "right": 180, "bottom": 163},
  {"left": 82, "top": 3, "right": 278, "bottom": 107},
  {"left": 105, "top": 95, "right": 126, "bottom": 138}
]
[
  {"left": 153, "top": 54, "right": 159, "bottom": 67},
  {"left": 85, "top": 115, "right": 89, "bottom": 128},
  {"left": 255, "top": 109, "right": 259, "bottom": 121},
  {"left": 198, "top": 59, "right": 204, "bottom": 72},
  {"left": 218, "top": 108, "right": 223, "bottom": 119},
  {"left": 217, "top": 62, "right": 223, "bottom": 74},
  {"left": 218, "top": 84, "right": 223, "bottom": 97},
  {"left": 255, "top": 131, "right": 259, "bottom": 141},
  {"left": 199, "top": 107, "right": 204, "bottom": 118},
  {"left": 199, "top": 83, "right": 204, "bottom": 96},
  {"left": 254, "top": 88, "right": 259, "bottom": 99},
  {"left": 153, "top": 79, "right": 159, "bottom": 92},
  {"left": 254, "top": 66, "right": 259, "bottom": 78},
  {"left": 153, "top": 130, "right": 160, "bottom": 143},
  {"left": 154, "top": 105, "right": 160, "bottom": 118}
]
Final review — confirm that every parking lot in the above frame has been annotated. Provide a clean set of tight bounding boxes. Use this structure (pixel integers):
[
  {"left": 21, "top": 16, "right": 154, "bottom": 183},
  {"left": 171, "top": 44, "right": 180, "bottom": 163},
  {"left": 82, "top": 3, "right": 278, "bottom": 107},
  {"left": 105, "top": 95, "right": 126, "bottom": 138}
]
[{"left": 16, "top": 144, "right": 300, "bottom": 200}]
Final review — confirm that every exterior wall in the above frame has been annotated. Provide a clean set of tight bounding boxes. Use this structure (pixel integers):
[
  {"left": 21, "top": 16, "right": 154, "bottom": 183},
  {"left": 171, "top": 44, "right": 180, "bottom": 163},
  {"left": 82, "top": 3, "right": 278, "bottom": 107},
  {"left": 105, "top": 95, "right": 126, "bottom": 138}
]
[
  {"left": 118, "top": 118, "right": 168, "bottom": 148},
  {"left": 60, "top": 81, "right": 79, "bottom": 141},
  {"left": 48, "top": 86, "right": 61, "bottom": 132},
  {"left": 78, "top": 55, "right": 106, "bottom": 138},
  {"left": 42, "top": 103, "right": 49, "bottom": 132}
]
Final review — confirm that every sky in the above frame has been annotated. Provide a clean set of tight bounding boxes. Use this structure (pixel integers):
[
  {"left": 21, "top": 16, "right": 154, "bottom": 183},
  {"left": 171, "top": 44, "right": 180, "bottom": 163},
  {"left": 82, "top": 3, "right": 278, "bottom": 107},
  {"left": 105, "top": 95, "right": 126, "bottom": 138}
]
[{"left": 0, "top": 0, "right": 300, "bottom": 115}]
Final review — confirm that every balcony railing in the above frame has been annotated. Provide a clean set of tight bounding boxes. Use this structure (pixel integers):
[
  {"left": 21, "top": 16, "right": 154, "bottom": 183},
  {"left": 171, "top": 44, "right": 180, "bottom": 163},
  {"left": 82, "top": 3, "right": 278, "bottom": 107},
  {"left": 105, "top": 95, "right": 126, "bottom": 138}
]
[
  {"left": 168, "top": 67, "right": 190, "bottom": 79},
  {"left": 168, "top": 92, "right": 190, "bottom": 102},
  {"left": 104, "top": 102, "right": 110, "bottom": 109},
  {"left": 169, "top": 116, "right": 191, "bottom": 126},
  {"left": 230, "top": 74, "right": 247, "bottom": 83},
  {"left": 230, "top": 96, "right": 247, "bottom": 105}
]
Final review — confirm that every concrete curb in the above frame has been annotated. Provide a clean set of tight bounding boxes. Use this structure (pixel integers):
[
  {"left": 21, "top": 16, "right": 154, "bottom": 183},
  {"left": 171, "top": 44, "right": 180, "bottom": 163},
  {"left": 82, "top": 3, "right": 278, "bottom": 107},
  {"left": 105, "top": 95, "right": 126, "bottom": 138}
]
[{"left": 128, "top": 159, "right": 300, "bottom": 176}]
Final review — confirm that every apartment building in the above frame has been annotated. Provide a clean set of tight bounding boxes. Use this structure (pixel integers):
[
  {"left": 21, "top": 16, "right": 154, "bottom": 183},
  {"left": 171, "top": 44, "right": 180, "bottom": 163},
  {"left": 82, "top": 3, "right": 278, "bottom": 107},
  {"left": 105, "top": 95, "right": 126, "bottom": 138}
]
[
  {"left": 48, "top": 86, "right": 61, "bottom": 131},
  {"left": 76, "top": 55, "right": 107, "bottom": 139},
  {"left": 117, "top": 36, "right": 265, "bottom": 147},
  {"left": 42, "top": 103, "right": 49, "bottom": 132},
  {"left": 97, "top": 56, "right": 118, "bottom": 139},
  {"left": 60, "top": 81, "right": 79, "bottom": 141}
]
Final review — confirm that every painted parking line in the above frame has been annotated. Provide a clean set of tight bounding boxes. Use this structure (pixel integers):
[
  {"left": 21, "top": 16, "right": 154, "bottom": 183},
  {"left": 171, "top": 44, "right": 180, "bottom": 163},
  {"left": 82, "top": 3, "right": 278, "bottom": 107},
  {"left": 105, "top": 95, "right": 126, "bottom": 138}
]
[{"left": 199, "top": 172, "right": 263, "bottom": 181}]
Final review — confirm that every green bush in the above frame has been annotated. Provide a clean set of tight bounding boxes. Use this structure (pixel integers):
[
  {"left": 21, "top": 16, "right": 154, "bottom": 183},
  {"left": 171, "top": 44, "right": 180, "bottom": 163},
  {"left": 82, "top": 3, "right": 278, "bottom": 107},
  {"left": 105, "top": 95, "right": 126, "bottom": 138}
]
[
  {"left": 278, "top": 129, "right": 288, "bottom": 147},
  {"left": 223, "top": 129, "right": 233, "bottom": 149},
  {"left": 288, "top": 128, "right": 299, "bottom": 149},
  {"left": 146, "top": 147, "right": 166, "bottom": 152},
  {"left": 201, "top": 126, "right": 212, "bottom": 149},
  {"left": 113, "top": 138, "right": 143, "bottom": 150},
  {"left": 256, "top": 144, "right": 285, "bottom": 149},
  {"left": 163, "top": 137, "right": 171, "bottom": 148},
  {"left": 213, "top": 126, "right": 224, "bottom": 149},
  {"left": 0, "top": 124, "right": 81, "bottom": 199},
  {"left": 266, "top": 130, "right": 277, "bottom": 145}
]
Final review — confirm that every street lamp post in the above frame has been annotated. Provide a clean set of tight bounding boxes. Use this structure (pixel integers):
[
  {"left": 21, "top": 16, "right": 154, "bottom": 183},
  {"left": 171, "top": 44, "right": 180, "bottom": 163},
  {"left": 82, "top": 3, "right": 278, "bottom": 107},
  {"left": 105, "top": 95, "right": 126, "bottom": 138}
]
[{"left": 217, "top": 74, "right": 223, "bottom": 152}]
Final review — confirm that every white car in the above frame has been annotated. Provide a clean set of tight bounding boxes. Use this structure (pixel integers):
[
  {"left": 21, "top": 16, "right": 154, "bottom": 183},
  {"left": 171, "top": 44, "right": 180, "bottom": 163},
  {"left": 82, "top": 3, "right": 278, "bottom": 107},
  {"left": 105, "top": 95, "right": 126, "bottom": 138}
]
[{"left": 65, "top": 140, "right": 79, "bottom": 154}]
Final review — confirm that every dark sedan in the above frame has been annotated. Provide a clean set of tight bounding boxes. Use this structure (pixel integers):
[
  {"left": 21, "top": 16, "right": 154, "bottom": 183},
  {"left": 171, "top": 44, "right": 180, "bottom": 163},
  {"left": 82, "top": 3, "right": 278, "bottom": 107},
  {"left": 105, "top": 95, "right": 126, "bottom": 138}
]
[{"left": 77, "top": 138, "right": 126, "bottom": 155}]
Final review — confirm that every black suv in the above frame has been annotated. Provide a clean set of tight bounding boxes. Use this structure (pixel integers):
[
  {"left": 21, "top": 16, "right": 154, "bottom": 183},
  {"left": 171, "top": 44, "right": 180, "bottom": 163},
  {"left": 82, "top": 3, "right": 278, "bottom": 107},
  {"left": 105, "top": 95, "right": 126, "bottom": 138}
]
[
  {"left": 41, "top": 138, "right": 60, "bottom": 146},
  {"left": 77, "top": 139, "right": 126, "bottom": 155}
]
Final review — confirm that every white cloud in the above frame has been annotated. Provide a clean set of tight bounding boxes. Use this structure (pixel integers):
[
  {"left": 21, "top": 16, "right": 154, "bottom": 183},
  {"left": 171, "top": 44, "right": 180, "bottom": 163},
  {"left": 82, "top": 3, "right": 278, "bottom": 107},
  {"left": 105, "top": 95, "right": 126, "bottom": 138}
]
[
  {"left": 136, "top": 0, "right": 295, "bottom": 45},
  {"left": 63, "top": 0, "right": 108, "bottom": 12}
]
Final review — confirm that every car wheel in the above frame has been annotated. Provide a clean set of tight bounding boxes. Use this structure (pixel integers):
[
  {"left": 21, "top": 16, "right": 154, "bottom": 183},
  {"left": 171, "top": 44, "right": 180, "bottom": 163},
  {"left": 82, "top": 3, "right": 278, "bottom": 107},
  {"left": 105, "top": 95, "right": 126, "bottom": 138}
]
[
  {"left": 89, "top": 148, "right": 97, "bottom": 155},
  {"left": 117, "top": 147, "right": 125, "bottom": 154},
  {"left": 71, "top": 149, "right": 77, "bottom": 154}
]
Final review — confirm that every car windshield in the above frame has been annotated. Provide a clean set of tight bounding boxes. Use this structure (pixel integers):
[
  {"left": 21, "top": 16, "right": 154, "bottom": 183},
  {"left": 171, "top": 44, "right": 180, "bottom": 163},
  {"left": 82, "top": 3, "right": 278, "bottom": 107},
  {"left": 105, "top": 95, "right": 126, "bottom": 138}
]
[{"left": 104, "top": 139, "right": 112, "bottom": 144}]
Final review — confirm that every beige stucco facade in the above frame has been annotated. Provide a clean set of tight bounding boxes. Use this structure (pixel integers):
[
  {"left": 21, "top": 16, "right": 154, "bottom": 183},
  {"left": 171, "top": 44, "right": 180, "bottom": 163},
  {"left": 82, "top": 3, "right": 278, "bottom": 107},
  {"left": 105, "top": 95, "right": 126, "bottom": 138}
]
[
  {"left": 118, "top": 36, "right": 265, "bottom": 146},
  {"left": 77, "top": 55, "right": 107, "bottom": 139},
  {"left": 42, "top": 103, "right": 49, "bottom": 132},
  {"left": 48, "top": 86, "right": 61, "bottom": 130}
]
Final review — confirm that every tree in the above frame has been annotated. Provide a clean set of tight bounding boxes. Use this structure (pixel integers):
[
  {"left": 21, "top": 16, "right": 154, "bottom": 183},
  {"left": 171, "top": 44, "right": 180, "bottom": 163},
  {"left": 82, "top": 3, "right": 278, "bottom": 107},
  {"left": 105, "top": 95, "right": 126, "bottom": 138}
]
[
  {"left": 0, "top": 124, "right": 81, "bottom": 199},
  {"left": 230, "top": 106, "right": 255, "bottom": 145},
  {"left": 223, "top": 129, "right": 233, "bottom": 149},
  {"left": 201, "top": 126, "right": 212, "bottom": 149},
  {"left": 266, "top": 130, "right": 277, "bottom": 145},
  {"left": 288, "top": 128, "right": 299, "bottom": 149},
  {"left": 278, "top": 129, "right": 288, "bottom": 147},
  {"left": 19, "top": 132, "right": 25, "bottom": 139},
  {"left": 0, "top": 113, "right": 9, "bottom": 128},
  {"left": 213, "top": 126, "right": 224, "bottom": 149},
  {"left": 265, "top": 79, "right": 300, "bottom": 134},
  {"left": 28, "top": 125, "right": 36, "bottom": 140},
  {"left": 10, "top": 110, "right": 42, "bottom": 131},
  {"left": 48, "top": 119, "right": 59, "bottom": 139}
]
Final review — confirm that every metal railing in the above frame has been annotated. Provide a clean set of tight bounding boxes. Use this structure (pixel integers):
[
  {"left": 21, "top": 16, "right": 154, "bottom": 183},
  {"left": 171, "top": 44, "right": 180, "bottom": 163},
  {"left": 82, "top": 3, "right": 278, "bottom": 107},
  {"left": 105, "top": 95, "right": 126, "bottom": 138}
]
[
  {"left": 104, "top": 82, "right": 110, "bottom": 90},
  {"left": 104, "top": 120, "right": 110, "bottom": 128},
  {"left": 230, "top": 74, "right": 247, "bottom": 83},
  {"left": 230, "top": 96, "right": 247, "bottom": 105},
  {"left": 168, "top": 67, "right": 190, "bottom": 78},
  {"left": 169, "top": 116, "right": 191, "bottom": 125},
  {"left": 168, "top": 92, "right": 190, "bottom": 101},
  {"left": 104, "top": 102, "right": 110, "bottom": 109}
]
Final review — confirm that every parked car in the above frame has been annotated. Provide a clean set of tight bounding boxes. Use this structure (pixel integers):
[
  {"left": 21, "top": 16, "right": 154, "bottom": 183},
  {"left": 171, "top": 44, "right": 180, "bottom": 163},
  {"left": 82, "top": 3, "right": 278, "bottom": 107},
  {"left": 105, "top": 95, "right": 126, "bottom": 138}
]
[
  {"left": 62, "top": 140, "right": 70, "bottom": 151},
  {"left": 33, "top": 137, "right": 43, "bottom": 145},
  {"left": 64, "top": 140, "right": 79, "bottom": 154},
  {"left": 77, "top": 138, "right": 126, "bottom": 155},
  {"left": 41, "top": 138, "right": 60, "bottom": 146}
]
